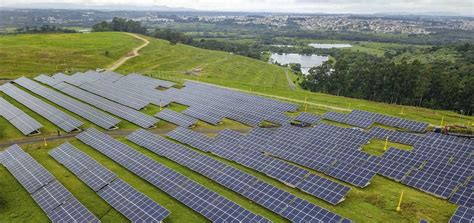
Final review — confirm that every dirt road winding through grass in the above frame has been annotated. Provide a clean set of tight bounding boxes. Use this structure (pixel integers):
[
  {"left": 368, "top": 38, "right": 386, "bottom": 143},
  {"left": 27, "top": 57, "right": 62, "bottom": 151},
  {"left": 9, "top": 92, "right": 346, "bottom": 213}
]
[
  {"left": 106, "top": 33, "right": 149, "bottom": 71},
  {"left": 285, "top": 70, "right": 296, "bottom": 90}
]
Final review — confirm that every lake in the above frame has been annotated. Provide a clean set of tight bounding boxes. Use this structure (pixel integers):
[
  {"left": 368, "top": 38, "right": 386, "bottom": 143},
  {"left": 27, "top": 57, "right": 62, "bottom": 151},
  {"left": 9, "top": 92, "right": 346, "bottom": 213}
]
[
  {"left": 309, "top": 43, "right": 352, "bottom": 49},
  {"left": 269, "top": 53, "right": 329, "bottom": 75}
]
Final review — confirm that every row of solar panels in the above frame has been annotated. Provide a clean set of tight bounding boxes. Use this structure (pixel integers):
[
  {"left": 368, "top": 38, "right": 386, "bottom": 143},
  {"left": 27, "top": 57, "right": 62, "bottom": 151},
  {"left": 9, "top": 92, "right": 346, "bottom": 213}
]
[
  {"left": 243, "top": 122, "right": 473, "bottom": 209},
  {"left": 323, "top": 109, "right": 429, "bottom": 132},
  {"left": 167, "top": 127, "right": 351, "bottom": 205},
  {"left": 128, "top": 129, "right": 351, "bottom": 222},
  {"left": 0, "top": 145, "right": 99, "bottom": 222},
  {"left": 50, "top": 71, "right": 297, "bottom": 127},
  {"left": 76, "top": 128, "right": 271, "bottom": 222},
  {"left": 50, "top": 142, "right": 170, "bottom": 222}
]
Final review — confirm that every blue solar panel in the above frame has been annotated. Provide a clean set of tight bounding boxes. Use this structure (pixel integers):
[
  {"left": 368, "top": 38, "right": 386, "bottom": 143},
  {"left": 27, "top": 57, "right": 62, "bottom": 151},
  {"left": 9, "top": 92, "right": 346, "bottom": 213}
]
[
  {"left": 449, "top": 206, "right": 473, "bottom": 223},
  {"left": 450, "top": 186, "right": 473, "bottom": 208}
]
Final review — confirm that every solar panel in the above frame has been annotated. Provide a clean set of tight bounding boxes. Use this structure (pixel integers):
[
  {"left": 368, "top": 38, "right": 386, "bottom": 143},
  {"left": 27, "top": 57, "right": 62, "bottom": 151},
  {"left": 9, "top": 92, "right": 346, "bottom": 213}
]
[
  {"left": 377, "top": 148, "right": 426, "bottom": 181},
  {"left": 449, "top": 206, "right": 473, "bottom": 223},
  {"left": 32, "top": 180, "right": 73, "bottom": 213},
  {"left": 155, "top": 109, "right": 198, "bottom": 127},
  {"left": 127, "top": 129, "right": 351, "bottom": 221},
  {"left": 182, "top": 107, "right": 223, "bottom": 125},
  {"left": 158, "top": 80, "right": 297, "bottom": 127},
  {"left": 115, "top": 73, "right": 175, "bottom": 89},
  {"left": 402, "top": 170, "right": 458, "bottom": 199},
  {"left": 450, "top": 186, "right": 473, "bottom": 208},
  {"left": 78, "top": 81, "right": 149, "bottom": 110},
  {"left": 50, "top": 143, "right": 170, "bottom": 222},
  {"left": 49, "top": 143, "right": 117, "bottom": 192},
  {"left": 324, "top": 162, "right": 376, "bottom": 188},
  {"left": 0, "top": 145, "right": 99, "bottom": 222},
  {"left": 0, "top": 83, "right": 82, "bottom": 132},
  {"left": 0, "top": 145, "right": 55, "bottom": 193},
  {"left": 47, "top": 197, "right": 99, "bottom": 223},
  {"left": 77, "top": 128, "right": 266, "bottom": 222},
  {"left": 297, "top": 174, "right": 351, "bottom": 205},
  {"left": 15, "top": 77, "right": 120, "bottom": 130},
  {"left": 0, "top": 97, "right": 42, "bottom": 135},
  {"left": 293, "top": 112, "right": 321, "bottom": 125},
  {"left": 98, "top": 179, "right": 170, "bottom": 222},
  {"left": 36, "top": 76, "right": 158, "bottom": 128}
]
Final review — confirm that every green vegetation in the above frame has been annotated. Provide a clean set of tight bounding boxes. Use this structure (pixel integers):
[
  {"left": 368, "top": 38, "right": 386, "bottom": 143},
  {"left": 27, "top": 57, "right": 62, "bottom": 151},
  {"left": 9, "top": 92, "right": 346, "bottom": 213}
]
[
  {"left": 114, "top": 34, "right": 473, "bottom": 126},
  {"left": 0, "top": 32, "right": 472, "bottom": 223},
  {"left": 0, "top": 32, "right": 143, "bottom": 78},
  {"left": 92, "top": 17, "right": 147, "bottom": 35},
  {"left": 14, "top": 25, "right": 78, "bottom": 34},
  {"left": 301, "top": 45, "right": 474, "bottom": 115},
  {"left": 362, "top": 139, "right": 414, "bottom": 157}
]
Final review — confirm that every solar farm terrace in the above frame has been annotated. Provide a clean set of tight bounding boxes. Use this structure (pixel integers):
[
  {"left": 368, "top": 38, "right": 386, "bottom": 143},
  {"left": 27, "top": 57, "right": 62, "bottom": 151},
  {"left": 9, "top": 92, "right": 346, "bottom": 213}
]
[{"left": 0, "top": 71, "right": 472, "bottom": 223}]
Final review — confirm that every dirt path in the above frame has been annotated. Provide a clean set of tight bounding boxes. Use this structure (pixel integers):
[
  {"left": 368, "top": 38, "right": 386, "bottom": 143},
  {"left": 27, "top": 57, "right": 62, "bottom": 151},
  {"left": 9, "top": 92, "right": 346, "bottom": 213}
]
[
  {"left": 106, "top": 33, "right": 150, "bottom": 71},
  {"left": 285, "top": 70, "right": 296, "bottom": 90}
]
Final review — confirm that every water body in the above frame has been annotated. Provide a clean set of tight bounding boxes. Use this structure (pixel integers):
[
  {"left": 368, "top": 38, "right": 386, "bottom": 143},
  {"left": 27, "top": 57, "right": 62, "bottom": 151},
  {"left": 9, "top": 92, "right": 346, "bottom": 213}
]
[
  {"left": 270, "top": 44, "right": 295, "bottom": 47},
  {"left": 269, "top": 53, "right": 329, "bottom": 75},
  {"left": 309, "top": 43, "right": 352, "bottom": 49}
]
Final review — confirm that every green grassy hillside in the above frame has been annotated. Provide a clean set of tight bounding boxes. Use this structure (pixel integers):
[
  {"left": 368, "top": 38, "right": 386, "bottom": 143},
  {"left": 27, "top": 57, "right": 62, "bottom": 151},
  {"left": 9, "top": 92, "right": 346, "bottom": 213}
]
[
  {"left": 0, "top": 32, "right": 471, "bottom": 223},
  {"left": 0, "top": 32, "right": 142, "bottom": 78},
  {"left": 117, "top": 35, "right": 473, "bottom": 127}
]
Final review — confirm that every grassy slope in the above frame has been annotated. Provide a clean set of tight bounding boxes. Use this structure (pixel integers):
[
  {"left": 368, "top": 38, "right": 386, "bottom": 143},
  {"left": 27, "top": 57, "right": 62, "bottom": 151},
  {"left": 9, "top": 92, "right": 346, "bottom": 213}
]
[
  {"left": 0, "top": 32, "right": 142, "bottom": 78},
  {"left": 0, "top": 32, "right": 470, "bottom": 222},
  {"left": 117, "top": 35, "right": 473, "bottom": 127}
]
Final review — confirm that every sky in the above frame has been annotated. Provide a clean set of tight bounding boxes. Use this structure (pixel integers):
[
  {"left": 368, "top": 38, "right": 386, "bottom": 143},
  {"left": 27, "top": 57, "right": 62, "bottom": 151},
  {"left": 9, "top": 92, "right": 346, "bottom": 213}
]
[{"left": 1, "top": 0, "right": 473, "bottom": 16}]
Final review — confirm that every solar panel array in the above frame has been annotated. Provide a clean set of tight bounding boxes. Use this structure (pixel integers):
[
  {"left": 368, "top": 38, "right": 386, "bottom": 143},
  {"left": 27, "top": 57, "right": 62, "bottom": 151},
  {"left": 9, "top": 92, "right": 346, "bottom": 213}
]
[
  {"left": 368, "top": 127, "right": 473, "bottom": 201},
  {"left": 115, "top": 73, "right": 175, "bottom": 89},
  {"left": 155, "top": 109, "right": 198, "bottom": 127},
  {"left": 323, "top": 110, "right": 429, "bottom": 132},
  {"left": 46, "top": 71, "right": 173, "bottom": 109},
  {"left": 449, "top": 186, "right": 473, "bottom": 208},
  {"left": 49, "top": 143, "right": 170, "bottom": 222},
  {"left": 0, "top": 97, "right": 42, "bottom": 135},
  {"left": 14, "top": 77, "right": 120, "bottom": 130},
  {"left": 0, "top": 83, "right": 83, "bottom": 132},
  {"left": 0, "top": 145, "right": 98, "bottom": 222},
  {"left": 293, "top": 112, "right": 322, "bottom": 125},
  {"left": 255, "top": 124, "right": 378, "bottom": 188},
  {"left": 449, "top": 206, "right": 473, "bottom": 223},
  {"left": 160, "top": 81, "right": 297, "bottom": 126},
  {"left": 76, "top": 128, "right": 267, "bottom": 222},
  {"left": 128, "top": 129, "right": 352, "bottom": 222},
  {"left": 35, "top": 76, "right": 158, "bottom": 128},
  {"left": 167, "top": 127, "right": 351, "bottom": 205}
]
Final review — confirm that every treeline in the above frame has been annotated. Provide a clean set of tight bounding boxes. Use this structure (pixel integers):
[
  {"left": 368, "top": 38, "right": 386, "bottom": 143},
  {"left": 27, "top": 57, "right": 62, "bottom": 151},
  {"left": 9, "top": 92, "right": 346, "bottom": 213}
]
[
  {"left": 91, "top": 18, "right": 266, "bottom": 59},
  {"left": 301, "top": 43, "right": 474, "bottom": 115},
  {"left": 92, "top": 17, "right": 147, "bottom": 34},
  {"left": 15, "top": 25, "right": 77, "bottom": 34},
  {"left": 192, "top": 39, "right": 263, "bottom": 59}
]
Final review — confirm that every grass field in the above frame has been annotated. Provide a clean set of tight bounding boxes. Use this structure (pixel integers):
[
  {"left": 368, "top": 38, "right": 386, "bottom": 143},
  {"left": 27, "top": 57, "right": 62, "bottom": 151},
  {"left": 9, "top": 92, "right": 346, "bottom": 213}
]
[
  {"left": 0, "top": 32, "right": 142, "bottom": 78},
  {"left": 0, "top": 32, "right": 471, "bottom": 223},
  {"left": 115, "top": 34, "right": 473, "bottom": 127}
]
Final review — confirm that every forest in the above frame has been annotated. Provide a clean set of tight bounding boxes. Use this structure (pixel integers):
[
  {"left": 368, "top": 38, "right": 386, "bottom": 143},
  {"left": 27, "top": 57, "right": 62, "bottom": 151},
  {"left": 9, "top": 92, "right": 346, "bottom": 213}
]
[{"left": 301, "top": 43, "right": 474, "bottom": 115}]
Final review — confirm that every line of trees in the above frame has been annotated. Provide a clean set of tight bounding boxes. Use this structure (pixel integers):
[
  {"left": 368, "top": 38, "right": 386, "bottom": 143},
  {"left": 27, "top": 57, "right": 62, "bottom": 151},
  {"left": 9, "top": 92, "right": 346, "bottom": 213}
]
[
  {"left": 91, "top": 18, "right": 266, "bottom": 59},
  {"left": 301, "top": 44, "right": 474, "bottom": 115},
  {"left": 15, "top": 25, "right": 77, "bottom": 34},
  {"left": 92, "top": 17, "right": 147, "bottom": 34}
]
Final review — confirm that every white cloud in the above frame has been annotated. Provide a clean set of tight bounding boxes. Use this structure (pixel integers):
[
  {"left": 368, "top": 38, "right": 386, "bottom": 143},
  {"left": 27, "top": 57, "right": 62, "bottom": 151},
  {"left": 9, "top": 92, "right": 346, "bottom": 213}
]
[{"left": 1, "top": 0, "right": 473, "bottom": 15}]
